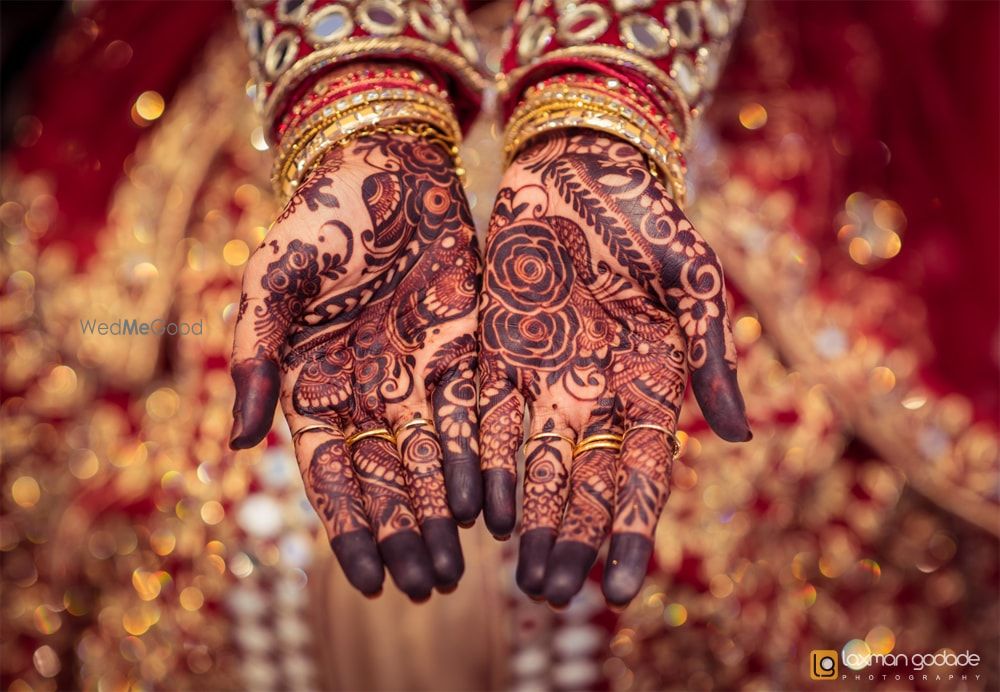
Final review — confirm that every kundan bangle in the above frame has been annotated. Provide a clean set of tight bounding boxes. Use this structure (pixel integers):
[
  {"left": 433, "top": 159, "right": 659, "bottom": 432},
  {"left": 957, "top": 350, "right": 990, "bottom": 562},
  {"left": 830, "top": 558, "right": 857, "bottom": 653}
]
[
  {"left": 277, "top": 66, "right": 449, "bottom": 138},
  {"left": 236, "top": 0, "right": 486, "bottom": 140}
]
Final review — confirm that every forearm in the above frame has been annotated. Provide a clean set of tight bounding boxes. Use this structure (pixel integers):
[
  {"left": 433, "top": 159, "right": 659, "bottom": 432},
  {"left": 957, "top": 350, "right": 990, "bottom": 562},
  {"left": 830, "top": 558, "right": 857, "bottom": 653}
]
[
  {"left": 500, "top": 0, "right": 745, "bottom": 204},
  {"left": 233, "top": 0, "right": 484, "bottom": 203}
]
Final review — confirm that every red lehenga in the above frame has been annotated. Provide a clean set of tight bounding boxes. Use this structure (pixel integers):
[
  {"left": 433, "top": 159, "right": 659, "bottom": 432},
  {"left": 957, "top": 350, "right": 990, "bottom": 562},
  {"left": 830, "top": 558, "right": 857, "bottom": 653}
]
[{"left": 1, "top": 1, "right": 997, "bottom": 690}]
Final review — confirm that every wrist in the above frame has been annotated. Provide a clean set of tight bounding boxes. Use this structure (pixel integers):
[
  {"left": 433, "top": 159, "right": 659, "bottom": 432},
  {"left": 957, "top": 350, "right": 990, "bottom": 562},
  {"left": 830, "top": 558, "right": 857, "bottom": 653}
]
[
  {"left": 272, "top": 63, "right": 461, "bottom": 204},
  {"left": 318, "top": 125, "right": 464, "bottom": 175},
  {"left": 503, "top": 72, "right": 686, "bottom": 204}
]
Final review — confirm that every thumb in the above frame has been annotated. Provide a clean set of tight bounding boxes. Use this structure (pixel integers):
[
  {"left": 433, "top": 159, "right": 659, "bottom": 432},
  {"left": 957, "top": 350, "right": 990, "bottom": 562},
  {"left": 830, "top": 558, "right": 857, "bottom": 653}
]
[
  {"left": 230, "top": 357, "right": 281, "bottom": 449},
  {"left": 228, "top": 238, "right": 318, "bottom": 449}
]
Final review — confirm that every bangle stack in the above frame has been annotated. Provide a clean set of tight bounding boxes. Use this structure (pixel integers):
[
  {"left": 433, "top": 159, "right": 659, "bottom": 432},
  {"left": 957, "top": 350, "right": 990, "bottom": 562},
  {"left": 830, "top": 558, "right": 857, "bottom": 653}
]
[
  {"left": 502, "top": 73, "right": 687, "bottom": 205},
  {"left": 271, "top": 67, "right": 462, "bottom": 204}
]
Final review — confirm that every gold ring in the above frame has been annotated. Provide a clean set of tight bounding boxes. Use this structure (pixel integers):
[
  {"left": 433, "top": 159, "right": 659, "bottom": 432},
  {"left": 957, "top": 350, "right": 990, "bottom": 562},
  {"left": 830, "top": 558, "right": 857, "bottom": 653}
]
[
  {"left": 524, "top": 431, "right": 575, "bottom": 448},
  {"left": 623, "top": 423, "right": 681, "bottom": 458},
  {"left": 572, "top": 432, "right": 624, "bottom": 458},
  {"left": 291, "top": 424, "right": 338, "bottom": 442},
  {"left": 578, "top": 433, "right": 623, "bottom": 444},
  {"left": 394, "top": 417, "right": 433, "bottom": 436},
  {"left": 345, "top": 427, "right": 395, "bottom": 447},
  {"left": 573, "top": 441, "right": 622, "bottom": 457}
]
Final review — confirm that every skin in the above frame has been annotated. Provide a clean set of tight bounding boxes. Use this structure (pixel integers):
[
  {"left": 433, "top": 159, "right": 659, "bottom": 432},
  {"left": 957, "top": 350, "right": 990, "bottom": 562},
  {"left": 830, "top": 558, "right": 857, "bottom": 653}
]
[
  {"left": 229, "top": 134, "right": 482, "bottom": 601},
  {"left": 478, "top": 129, "right": 751, "bottom": 607}
]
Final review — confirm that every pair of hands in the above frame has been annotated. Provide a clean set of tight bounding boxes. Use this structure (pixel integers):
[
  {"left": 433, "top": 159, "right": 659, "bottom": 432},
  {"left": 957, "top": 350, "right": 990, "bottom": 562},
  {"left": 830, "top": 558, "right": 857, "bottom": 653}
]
[{"left": 229, "top": 128, "right": 749, "bottom": 607}]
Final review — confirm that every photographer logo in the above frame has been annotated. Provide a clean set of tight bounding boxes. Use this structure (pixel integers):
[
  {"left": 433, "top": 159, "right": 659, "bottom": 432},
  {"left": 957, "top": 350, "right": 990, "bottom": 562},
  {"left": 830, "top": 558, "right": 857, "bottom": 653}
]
[{"left": 810, "top": 650, "right": 839, "bottom": 680}]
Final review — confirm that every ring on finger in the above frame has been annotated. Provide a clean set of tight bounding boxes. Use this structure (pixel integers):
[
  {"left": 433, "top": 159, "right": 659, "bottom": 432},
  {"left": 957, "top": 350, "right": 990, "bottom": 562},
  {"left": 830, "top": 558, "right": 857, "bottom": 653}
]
[
  {"left": 394, "top": 417, "right": 433, "bottom": 437},
  {"left": 523, "top": 431, "right": 575, "bottom": 450},
  {"left": 573, "top": 432, "right": 623, "bottom": 458},
  {"left": 291, "top": 424, "right": 338, "bottom": 443},
  {"left": 345, "top": 427, "right": 395, "bottom": 447},
  {"left": 622, "top": 423, "right": 681, "bottom": 458}
]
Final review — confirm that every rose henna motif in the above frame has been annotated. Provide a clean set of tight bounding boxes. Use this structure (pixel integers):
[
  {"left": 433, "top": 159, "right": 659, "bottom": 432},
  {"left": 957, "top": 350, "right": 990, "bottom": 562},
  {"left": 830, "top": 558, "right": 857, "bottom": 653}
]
[
  {"left": 229, "top": 134, "right": 481, "bottom": 601},
  {"left": 478, "top": 130, "right": 750, "bottom": 607}
]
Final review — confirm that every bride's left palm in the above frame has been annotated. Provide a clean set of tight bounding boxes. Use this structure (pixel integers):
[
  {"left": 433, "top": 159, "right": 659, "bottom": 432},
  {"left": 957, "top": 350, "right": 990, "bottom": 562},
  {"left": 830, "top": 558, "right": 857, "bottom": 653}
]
[{"left": 478, "top": 130, "right": 750, "bottom": 607}]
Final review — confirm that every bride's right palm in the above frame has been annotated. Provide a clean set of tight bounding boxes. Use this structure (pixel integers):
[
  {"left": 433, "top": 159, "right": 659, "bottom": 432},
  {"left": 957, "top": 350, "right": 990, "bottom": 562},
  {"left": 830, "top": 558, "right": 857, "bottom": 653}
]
[{"left": 230, "top": 134, "right": 481, "bottom": 600}]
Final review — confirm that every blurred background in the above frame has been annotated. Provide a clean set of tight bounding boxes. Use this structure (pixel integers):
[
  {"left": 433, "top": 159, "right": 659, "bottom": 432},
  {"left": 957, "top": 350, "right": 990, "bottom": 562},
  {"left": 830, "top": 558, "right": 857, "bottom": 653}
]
[{"left": 1, "top": 1, "right": 997, "bottom": 690}]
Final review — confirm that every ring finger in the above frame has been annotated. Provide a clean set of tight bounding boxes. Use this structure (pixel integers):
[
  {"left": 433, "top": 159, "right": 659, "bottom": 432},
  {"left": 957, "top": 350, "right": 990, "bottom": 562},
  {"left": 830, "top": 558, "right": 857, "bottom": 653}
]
[
  {"left": 291, "top": 425, "right": 385, "bottom": 597},
  {"left": 516, "top": 413, "right": 574, "bottom": 599},
  {"left": 543, "top": 415, "right": 619, "bottom": 606},
  {"left": 393, "top": 411, "right": 464, "bottom": 590},
  {"left": 347, "top": 417, "right": 436, "bottom": 602}
]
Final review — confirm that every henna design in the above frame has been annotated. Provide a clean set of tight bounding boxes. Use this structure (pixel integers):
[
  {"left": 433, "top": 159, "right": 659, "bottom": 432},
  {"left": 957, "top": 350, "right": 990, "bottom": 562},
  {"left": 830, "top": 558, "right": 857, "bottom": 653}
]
[
  {"left": 425, "top": 335, "right": 481, "bottom": 521},
  {"left": 559, "top": 449, "right": 615, "bottom": 548},
  {"left": 398, "top": 425, "right": 450, "bottom": 523},
  {"left": 521, "top": 429, "right": 571, "bottom": 533},
  {"left": 300, "top": 438, "right": 370, "bottom": 536},
  {"left": 425, "top": 335, "right": 478, "bottom": 452},
  {"left": 523, "top": 130, "right": 747, "bottom": 439},
  {"left": 614, "top": 444, "right": 671, "bottom": 532},
  {"left": 230, "top": 134, "right": 480, "bottom": 598},
  {"left": 479, "top": 129, "right": 749, "bottom": 606},
  {"left": 276, "top": 152, "right": 345, "bottom": 223},
  {"left": 352, "top": 438, "right": 419, "bottom": 537}
]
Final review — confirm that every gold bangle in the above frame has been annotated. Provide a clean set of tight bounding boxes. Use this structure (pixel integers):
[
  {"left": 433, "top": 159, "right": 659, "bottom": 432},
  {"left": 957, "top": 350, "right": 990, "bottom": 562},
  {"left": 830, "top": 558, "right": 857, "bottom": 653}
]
[
  {"left": 277, "top": 118, "right": 461, "bottom": 205},
  {"left": 275, "top": 106, "right": 461, "bottom": 202},
  {"left": 291, "top": 122, "right": 462, "bottom": 203},
  {"left": 517, "top": 77, "right": 682, "bottom": 142},
  {"left": 503, "top": 83, "right": 687, "bottom": 204},
  {"left": 506, "top": 95, "right": 683, "bottom": 167},
  {"left": 274, "top": 94, "right": 461, "bottom": 199},
  {"left": 508, "top": 84, "right": 674, "bottom": 139},
  {"left": 275, "top": 86, "right": 456, "bottom": 173},
  {"left": 505, "top": 105, "right": 686, "bottom": 204},
  {"left": 524, "top": 431, "right": 575, "bottom": 448},
  {"left": 505, "top": 99, "right": 680, "bottom": 168},
  {"left": 290, "top": 106, "right": 459, "bottom": 184},
  {"left": 622, "top": 423, "right": 681, "bottom": 458},
  {"left": 345, "top": 428, "right": 395, "bottom": 447},
  {"left": 499, "top": 46, "right": 693, "bottom": 148},
  {"left": 282, "top": 70, "right": 448, "bottom": 134}
]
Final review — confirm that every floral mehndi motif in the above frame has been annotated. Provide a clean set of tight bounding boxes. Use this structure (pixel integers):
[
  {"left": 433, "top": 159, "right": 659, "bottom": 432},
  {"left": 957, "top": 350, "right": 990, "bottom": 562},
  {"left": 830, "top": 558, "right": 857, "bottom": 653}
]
[
  {"left": 478, "top": 130, "right": 749, "bottom": 607},
  {"left": 229, "top": 134, "right": 481, "bottom": 601}
]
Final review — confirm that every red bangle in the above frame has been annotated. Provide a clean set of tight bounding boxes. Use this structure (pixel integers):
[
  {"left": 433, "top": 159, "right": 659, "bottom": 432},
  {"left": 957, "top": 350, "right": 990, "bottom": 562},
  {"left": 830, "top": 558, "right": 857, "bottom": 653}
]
[{"left": 277, "top": 66, "right": 452, "bottom": 140}]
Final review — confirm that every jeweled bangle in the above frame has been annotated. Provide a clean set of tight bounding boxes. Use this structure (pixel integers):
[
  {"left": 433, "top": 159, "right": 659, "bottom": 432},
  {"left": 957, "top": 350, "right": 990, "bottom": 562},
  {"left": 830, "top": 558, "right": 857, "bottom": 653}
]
[
  {"left": 273, "top": 85, "right": 457, "bottom": 178},
  {"left": 286, "top": 121, "right": 462, "bottom": 201},
  {"left": 500, "top": 0, "right": 746, "bottom": 150},
  {"left": 236, "top": 1, "right": 487, "bottom": 140},
  {"left": 510, "top": 73, "right": 686, "bottom": 165},
  {"left": 283, "top": 101, "right": 460, "bottom": 189},
  {"left": 278, "top": 67, "right": 449, "bottom": 137}
]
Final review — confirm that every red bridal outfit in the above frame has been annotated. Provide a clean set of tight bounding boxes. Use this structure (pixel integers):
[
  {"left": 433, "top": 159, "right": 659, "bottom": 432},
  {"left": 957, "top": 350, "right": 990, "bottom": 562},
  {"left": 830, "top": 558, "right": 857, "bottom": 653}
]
[{"left": 1, "top": 1, "right": 996, "bottom": 690}]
